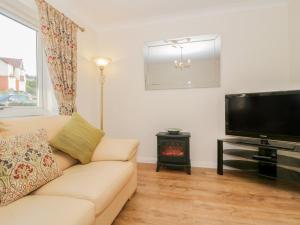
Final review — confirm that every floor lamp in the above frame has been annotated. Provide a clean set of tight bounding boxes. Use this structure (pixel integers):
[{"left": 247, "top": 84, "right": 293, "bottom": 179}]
[{"left": 94, "top": 57, "right": 112, "bottom": 130}]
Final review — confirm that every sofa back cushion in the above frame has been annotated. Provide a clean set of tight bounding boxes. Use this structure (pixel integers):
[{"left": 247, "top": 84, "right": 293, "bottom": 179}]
[
  {"left": 52, "top": 148, "right": 78, "bottom": 171},
  {"left": 0, "top": 116, "right": 78, "bottom": 171},
  {"left": 0, "top": 129, "right": 62, "bottom": 206},
  {"left": 0, "top": 116, "right": 70, "bottom": 140}
]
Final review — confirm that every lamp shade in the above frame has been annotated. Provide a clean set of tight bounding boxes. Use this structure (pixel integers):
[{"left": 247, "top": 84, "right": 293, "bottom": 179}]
[{"left": 94, "top": 57, "right": 112, "bottom": 67}]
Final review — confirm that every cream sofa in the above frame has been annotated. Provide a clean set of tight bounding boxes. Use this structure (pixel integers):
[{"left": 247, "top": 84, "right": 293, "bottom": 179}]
[{"left": 0, "top": 116, "right": 139, "bottom": 225}]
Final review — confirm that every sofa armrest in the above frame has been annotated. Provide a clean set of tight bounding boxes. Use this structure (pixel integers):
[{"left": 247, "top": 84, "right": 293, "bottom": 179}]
[{"left": 91, "top": 137, "right": 139, "bottom": 162}]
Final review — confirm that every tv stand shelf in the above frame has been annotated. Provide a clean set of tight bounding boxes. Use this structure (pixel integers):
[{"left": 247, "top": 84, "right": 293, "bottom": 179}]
[
  {"left": 217, "top": 138, "right": 300, "bottom": 182},
  {"left": 220, "top": 138, "right": 300, "bottom": 151}
]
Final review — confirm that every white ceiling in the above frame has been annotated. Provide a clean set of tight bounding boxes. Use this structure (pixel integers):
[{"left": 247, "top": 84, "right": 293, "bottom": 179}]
[
  {"left": 15, "top": 0, "right": 287, "bottom": 31},
  {"left": 48, "top": 0, "right": 287, "bottom": 29}
]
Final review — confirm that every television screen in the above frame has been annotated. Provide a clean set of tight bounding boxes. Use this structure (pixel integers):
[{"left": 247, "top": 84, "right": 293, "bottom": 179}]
[{"left": 225, "top": 90, "right": 300, "bottom": 142}]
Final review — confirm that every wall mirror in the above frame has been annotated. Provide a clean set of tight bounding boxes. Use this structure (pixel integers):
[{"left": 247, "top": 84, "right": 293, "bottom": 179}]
[{"left": 144, "top": 35, "right": 221, "bottom": 90}]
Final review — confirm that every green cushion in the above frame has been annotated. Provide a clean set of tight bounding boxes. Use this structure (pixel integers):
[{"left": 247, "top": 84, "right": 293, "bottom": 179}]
[{"left": 50, "top": 113, "right": 104, "bottom": 164}]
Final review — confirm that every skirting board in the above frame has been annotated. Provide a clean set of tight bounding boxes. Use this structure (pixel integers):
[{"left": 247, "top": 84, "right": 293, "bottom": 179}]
[{"left": 137, "top": 157, "right": 217, "bottom": 169}]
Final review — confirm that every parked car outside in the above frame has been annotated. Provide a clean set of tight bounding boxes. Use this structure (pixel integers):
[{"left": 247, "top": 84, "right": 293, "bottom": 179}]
[{"left": 0, "top": 92, "right": 37, "bottom": 107}]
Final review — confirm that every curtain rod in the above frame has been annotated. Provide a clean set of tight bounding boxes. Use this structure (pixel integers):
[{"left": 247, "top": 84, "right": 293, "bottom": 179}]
[
  {"left": 54, "top": 6, "right": 85, "bottom": 32},
  {"left": 38, "top": 0, "right": 85, "bottom": 32},
  {"left": 78, "top": 26, "right": 85, "bottom": 32}
]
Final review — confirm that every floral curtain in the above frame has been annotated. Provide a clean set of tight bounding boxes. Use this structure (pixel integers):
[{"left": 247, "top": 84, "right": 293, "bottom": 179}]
[{"left": 35, "top": 0, "right": 78, "bottom": 115}]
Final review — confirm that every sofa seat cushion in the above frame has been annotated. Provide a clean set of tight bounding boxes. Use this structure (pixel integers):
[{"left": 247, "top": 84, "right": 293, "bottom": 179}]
[
  {"left": 0, "top": 195, "right": 95, "bottom": 225},
  {"left": 33, "top": 161, "right": 134, "bottom": 215}
]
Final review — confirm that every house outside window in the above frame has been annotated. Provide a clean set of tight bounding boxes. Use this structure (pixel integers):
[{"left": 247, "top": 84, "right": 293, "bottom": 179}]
[{"left": 0, "top": 58, "right": 27, "bottom": 92}]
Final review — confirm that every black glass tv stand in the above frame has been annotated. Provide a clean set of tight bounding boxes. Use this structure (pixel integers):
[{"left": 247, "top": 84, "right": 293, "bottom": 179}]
[{"left": 217, "top": 138, "right": 300, "bottom": 182}]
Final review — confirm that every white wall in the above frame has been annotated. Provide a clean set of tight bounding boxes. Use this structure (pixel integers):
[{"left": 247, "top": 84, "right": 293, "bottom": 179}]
[
  {"left": 8, "top": 77, "right": 16, "bottom": 90},
  {"left": 289, "top": 0, "right": 300, "bottom": 87},
  {"left": 0, "top": 60, "right": 8, "bottom": 75},
  {"left": 76, "top": 30, "right": 100, "bottom": 127},
  {"left": 96, "top": 4, "right": 291, "bottom": 167}
]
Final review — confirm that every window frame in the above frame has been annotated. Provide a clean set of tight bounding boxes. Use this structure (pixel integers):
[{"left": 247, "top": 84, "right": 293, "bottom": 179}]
[{"left": 0, "top": 7, "right": 47, "bottom": 118}]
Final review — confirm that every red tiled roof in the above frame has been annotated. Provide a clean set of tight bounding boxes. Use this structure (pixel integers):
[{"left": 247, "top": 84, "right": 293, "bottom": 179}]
[{"left": 0, "top": 57, "right": 24, "bottom": 70}]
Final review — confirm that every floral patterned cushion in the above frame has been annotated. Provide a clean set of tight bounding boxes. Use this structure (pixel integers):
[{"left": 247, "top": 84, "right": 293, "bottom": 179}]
[{"left": 0, "top": 129, "right": 62, "bottom": 206}]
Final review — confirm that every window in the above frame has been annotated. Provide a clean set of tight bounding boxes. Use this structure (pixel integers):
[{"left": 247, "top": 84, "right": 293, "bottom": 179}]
[{"left": 0, "top": 10, "right": 46, "bottom": 117}]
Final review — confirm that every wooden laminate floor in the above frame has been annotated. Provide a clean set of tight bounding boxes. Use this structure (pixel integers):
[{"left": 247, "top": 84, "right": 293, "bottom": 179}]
[{"left": 113, "top": 163, "right": 300, "bottom": 225}]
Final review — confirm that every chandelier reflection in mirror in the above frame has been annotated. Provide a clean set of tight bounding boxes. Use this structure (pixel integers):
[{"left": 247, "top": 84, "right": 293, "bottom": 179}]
[
  {"left": 168, "top": 38, "right": 192, "bottom": 70},
  {"left": 144, "top": 35, "right": 221, "bottom": 90}
]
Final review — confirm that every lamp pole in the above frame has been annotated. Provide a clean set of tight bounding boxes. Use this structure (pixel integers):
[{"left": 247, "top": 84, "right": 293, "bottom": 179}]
[
  {"left": 94, "top": 57, "right": 111, "bottom": 130},
  {"left": 99, "top": 66, "right": 105, "bottom": 130}
]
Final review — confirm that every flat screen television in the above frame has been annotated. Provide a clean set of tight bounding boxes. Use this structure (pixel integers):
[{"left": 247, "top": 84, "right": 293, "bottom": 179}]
[{"left": 225, "top": 90, "right": 300, "bottom": 142}]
